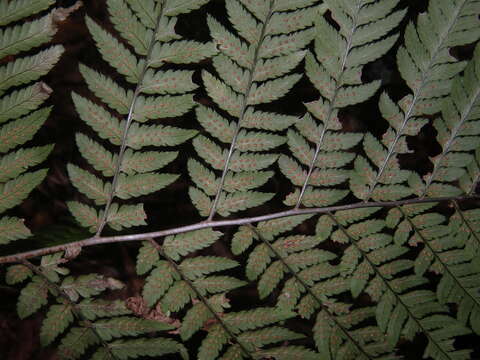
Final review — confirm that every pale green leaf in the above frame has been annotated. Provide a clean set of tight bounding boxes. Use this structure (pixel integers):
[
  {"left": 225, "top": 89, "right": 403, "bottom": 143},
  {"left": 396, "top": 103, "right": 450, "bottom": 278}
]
[
  {"left": 0, "top": 13, "right": 57, "bottom": 58},
  {"left": 76, "top": 133, "right": 115, "bottom": 177},
  {"left": 40, "top": 304, "right": 74, "bottom": 346},
  {"left": 150, "top": 40, "right": 218, "bottom": 66},
  {"left": 164, "top": 0, "right": 210, "bottom": 16},
  {"left": 122, "top": 149, "right": 178, "bottom": 174},
  {"left": 217, "top": 191, "right": 274, "bottom": 216},
  {"left": 93, "top": 316, "right": 174, "bottom": 341},
  {"left": 163, "top": 228, "right": 223, "bottom": 261},
  {"left": 203, "top": 71, "right": 244, "bottom": 117},
  {"left": 86, "top": 16, "right": 141, "bottom": 84},
  {"left": 136, "top": 241, "right": 159, "bottom": 275},
  {"left": 0, "top": 169, "right": 47, "bottom": 213},
  {"left": 0, "top": 45, "right": 63, "bottom": 96},
  {"left": 0, "top": 82, "right": 51, "bottom": 124},
  {"left": 72, "top": 93, "right": 123, "bottom": 146},
  {"left": 141, "top": 69, "right": 197, "bottom": 95},
  {"left": 126, "top": 123, "right": 197, "bottom": 149},
  {"left": 107, "top": 203, "right": 147, "bottom": 230},
  {"left": 0, "top": 107, "right": 50, "bottom": 153},
  {"left": 107, "top": 0, "right": 149, "bottom": 56},
  {"left": 79, "top": 64, "right": 132, "bottom": 114},
  {"left": 116, "top": 173, "right": 179, "bottom": 199},
  {"left": 143, "top": 261, "right": 175, "bottom": 306},
  {"left": 67, "top": 201, "right": 99, "bottom": 233},
  {"left": 248, "top": 74, "right": 302, "bottom": 105},
  {"left": 0, "top": 0, "right": 54, "bottom": 26},
  {"left": 133, "top": 94, "right": 195, "bottom": 122},
  {"left": 5, "top": 264, "right": 32, "bottom": 284},
  {"left": 17, "top": 276, "right": 48, "bottom": 319},
  {"left": 67, "top": 164, "right": 110, "bottom": 205},
  {"left": 0, "top": 145, "right": 53, "bottom": 182}
]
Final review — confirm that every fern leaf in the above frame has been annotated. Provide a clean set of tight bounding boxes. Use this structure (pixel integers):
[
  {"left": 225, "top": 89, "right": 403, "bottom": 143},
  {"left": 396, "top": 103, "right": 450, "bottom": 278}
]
[
  {"left": 67, "top": 164, "right": 110, "bottom": 205},
  {"left": 58, "top": 327, "right": 100, "bottom": 360},
  {"left": 136, "top": 241, "right": 160, "bottom": 275},
  {"left": 0, "top": 145, "right": 52, "bottom": 183},
  {"left": 141, "top": 69, "right": 198, "bottom": 95},
  {"left": 5, "top": 263, "right": 32, "bottom": 284},
  {"left": 160, "top": 280, "right": 195, "bottom": 312},
  {"left": 78, "top": 64, "right": 133, "bottom": 115},
  {"left": 0, "top": 0, "right": 54, "bottom": 26},
  {"left": 180, "top": 256, "right": 239, "bottom": 280},
  {"left": 239, "top": 326, "right": 304, "bottom": 351},
  {"left": 106, "top": 203, "right": 147, "bottom": 231},
  {"left": 107, "top": 0, "right": 150, "bottom": 56},
  {"left": 150, "top": 40, "right": 217, "bottom": 66},
  {"left": 116, "top": 173, "right": 178, "bottom": 199},
  {"left": 354, "top": 0, "right": 480, "bottom": 201},
  {"left": 71, "top": 93, "right": 123, "bottom": 145},
  {"left": 67, "top": 201, "right": 100, "bottom": 232},
  {"left": 286, "top": 0, "right": 404, "bottom": 208},
  {"left": 198, "top": 324, "right": 230, "bottom": 360},
  {"left": 17, "top": 275, "right": 48, "bottom": 319},
  {"left": 0, "top": 46, "right": 63, "bottom": 96},
  {"left": 93, "top": 316, "right": 174, "bottom": 341},
  {"left": 0, "top": 216, "right": 31, "bottom": 245},
  {"left": 40, "top": 304, "right": 74, "bottom": 346},
  {"left": 86, "top": 16, "right": 141, "bottom": 84},
  {"left": 0, "top": 107, "right": 50, "bottom": 153},
  {"left": 93, "top": 337, "right": 187, "bottom": 360},
  {"left": 72, "top": 0, "right": 212, "bottom": 235},
  {"left": 0, "top": 13, "right": 58, "bottom": 58},
  {"left": 0, "top": 169, "right": 47, "bottom": 213},
  {"left": 142, "top": 261, "right": 176, "bottom": 307},
  {"left": 194, "top": 275, "right": 247, "bottom": 295},
  {"left": 217, "top": 191, "right": 275, "bottom": 217},
  {"left": 180, "top": 294, "right": 229, "bottom": 341},
  {"left": 61, "top": 274, "right": 124, "bottom": 302},
  {"left": 190, "top": 1, "right": 317, "bottom": 219},
  {"left": 132, "top": 94, "right": 195, "bottom": 122},
  {"left": 163, "top": 228, "right": 223, "bottom": 261},
  {"left": 126, "top": 123, "right": 197, "bottom": 149},
  {"left": 0, "top": 82, "right": 52, "bottom": 123},
  {"left": 423, "top": 44, "right": 480, "bottom": 197},
  {"left": 77, "top": 299, "right": 131, "bottom": 321},
  {"left": 253, "top": 345, "right": 319, "bottom": 360}
]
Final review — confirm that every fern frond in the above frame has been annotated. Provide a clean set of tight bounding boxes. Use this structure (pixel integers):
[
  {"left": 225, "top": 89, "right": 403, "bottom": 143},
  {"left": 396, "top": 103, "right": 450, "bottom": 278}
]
[
  {"left": 353, "top": 0, "right": 480, "bottom": 201},
  {"left": 327, "top": 208, "right": 475, "bottom": 359},
  {"left": 137, "top": 237, "right": 254, "bottom": 358},
  {"left": 0, "top": 1, "right": 79, "bottom": 245},
  {"left": 189, "top": 0, "right": 322, "bottom": 219},
  {"left": 283, "top": 0, "right": 405, "bottom": 208},
  {"left": 387, "top": 203, "right": 480, "bottom": 336},
  {"left": 246, "top": 214, "right": 397, "bottom": 360},
  {"left": 71, "top": 0, "right": 214, "bottom": 235},
  {"left": 421, "top": 43, "right": 480, "bottom": 197}
]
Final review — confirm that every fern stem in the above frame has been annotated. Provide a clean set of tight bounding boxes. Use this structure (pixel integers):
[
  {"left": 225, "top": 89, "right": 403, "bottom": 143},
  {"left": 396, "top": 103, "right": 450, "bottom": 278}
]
[
  {"left": 21, "top": 259, "right": 119, "bottom": 360},
  {"left": 207, "top": 0, "right": 275, "bottom": 221},
  {"left": 327, "top": 213, "right": 454, "bottom": 359},
  {"left": 364, "top": 0, "right": 469, "bottom": 202},
  {"left": 452, "top": 200, "right": 480, "bottom": 246},
  {"left": 398, "top": 206, "right": 480, "bottom": 323},
  {"left": 0, "top": 195, "right": 477, "bottom": 264},
  {"left": 248, "top": 225, "right": 374, "bottom": 359},
  {"left": 146, "top": 238, "right": 254, "bottom": 359},
  {"left": 95, "top": 1, "right": 165, "bottom": 236},
  {"left": 421, "top": 83, "right": 480, "bottom": 197},
  {"left": 295, "top": 0, "right": 361, "bottom": 209}
]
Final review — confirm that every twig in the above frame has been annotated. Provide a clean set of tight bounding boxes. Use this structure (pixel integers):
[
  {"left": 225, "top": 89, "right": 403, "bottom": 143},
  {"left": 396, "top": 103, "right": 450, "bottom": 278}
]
[{"left": 0, "top": 195, "right": 477, "bottom": 264}]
